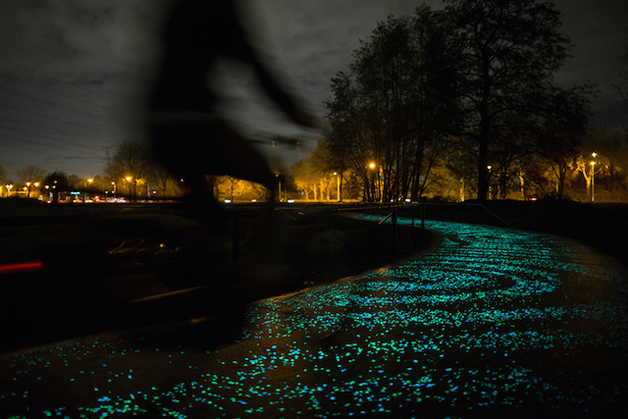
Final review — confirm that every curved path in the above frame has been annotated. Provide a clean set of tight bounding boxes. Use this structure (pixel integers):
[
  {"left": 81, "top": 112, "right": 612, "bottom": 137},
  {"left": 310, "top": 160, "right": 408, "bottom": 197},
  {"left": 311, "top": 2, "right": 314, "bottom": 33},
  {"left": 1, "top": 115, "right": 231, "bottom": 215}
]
[{"left": 2, "top": 218, "right": 628, "bottom": 417}]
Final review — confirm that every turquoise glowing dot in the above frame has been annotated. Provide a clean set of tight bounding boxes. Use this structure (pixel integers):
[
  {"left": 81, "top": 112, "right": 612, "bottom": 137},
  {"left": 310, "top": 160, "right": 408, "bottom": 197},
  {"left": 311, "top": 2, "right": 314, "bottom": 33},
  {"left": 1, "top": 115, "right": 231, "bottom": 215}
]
[{"left": 2, "top": 217, "right": 627, "bottom": 416}]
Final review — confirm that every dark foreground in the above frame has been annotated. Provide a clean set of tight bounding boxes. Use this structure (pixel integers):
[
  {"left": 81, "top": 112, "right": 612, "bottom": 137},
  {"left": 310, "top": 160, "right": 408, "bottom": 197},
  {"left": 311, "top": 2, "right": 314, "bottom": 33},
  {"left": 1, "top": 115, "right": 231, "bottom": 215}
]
[
  {"left": 0, "top": 202, "right": 430, "bottom": 352},
  {"left": 2, "top": 215, "right": 627, "bottom": 417}
]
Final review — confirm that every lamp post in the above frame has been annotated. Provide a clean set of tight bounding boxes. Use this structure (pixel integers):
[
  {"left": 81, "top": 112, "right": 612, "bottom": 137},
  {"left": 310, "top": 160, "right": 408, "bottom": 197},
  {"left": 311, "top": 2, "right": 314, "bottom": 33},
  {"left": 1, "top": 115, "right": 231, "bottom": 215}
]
[
  {"left": 590, "top": 161, "right": 596, "bottom": 202},
  {"left": 276, "top": 174, "right": 282, "bottom": 202},
  {"left": 84, "top": 178, "right": 93, "bottom": 202},
  {"left": 487, "top": 166, "right": 492, "bottom": 200},
  {"left": 333, "top": 172, "right": 341, "bottom": 202},
  {"left": 125, "top": 176, "right": 134, "bottom": 201},
  {"left": 368, "top": 162, "right": 377, "bottom": 202},
  {"left": 591, "top": 152, "right": 597, "bottom": 202},
  {"left": 460, "top": 178, "right": 465, "bottom": 202}
]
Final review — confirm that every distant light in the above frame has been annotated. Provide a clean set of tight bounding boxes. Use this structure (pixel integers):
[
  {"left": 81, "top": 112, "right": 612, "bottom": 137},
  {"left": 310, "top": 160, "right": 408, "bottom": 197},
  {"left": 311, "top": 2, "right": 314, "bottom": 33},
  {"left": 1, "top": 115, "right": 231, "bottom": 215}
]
[
  {"left": 252, "top": 199, "right": 257, "bottom": 202},
  {"left": 405, "top": 198, "right": 411, "bottom": 203},
  {"left": 529, "top": 197, "right": 537, "bottom": 201},
  {"left": 224, "top": 199, "right": 231, "bottom": 204},
  {"left": 287, "top": 199, "right": 295, "bottom": 204}
]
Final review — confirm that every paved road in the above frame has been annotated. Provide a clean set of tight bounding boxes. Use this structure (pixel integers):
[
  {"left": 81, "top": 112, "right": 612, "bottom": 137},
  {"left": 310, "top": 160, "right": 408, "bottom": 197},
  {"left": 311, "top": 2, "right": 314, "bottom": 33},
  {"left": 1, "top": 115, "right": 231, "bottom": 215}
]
[{"left": 2, "top": 217, "right": 627, "bottom": 417}]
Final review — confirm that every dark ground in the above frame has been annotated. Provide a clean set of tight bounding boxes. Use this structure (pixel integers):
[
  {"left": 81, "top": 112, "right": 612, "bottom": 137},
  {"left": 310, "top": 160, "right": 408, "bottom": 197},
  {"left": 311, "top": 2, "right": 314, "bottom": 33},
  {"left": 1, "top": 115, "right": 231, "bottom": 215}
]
[
  {"left": 3, "top": 200, "right": 627, "bottom": 418},
  {"left": 1, "top": 199, "right": 626, "bottom": 352},
  {"left": 0, "top": 201, "right": 433, "bottom": 352}
]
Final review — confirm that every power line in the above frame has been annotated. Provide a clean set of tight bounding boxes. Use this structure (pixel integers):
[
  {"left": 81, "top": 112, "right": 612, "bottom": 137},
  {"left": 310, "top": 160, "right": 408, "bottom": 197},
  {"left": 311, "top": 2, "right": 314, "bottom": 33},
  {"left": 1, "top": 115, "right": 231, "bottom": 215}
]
[
  {"left": 0, "top": 101, "right": 104, "bottom": 132},
  {"left": 0, "top": 57, "right": 144, "bottom": 112},
  {"left": 0, "top": 110, "right": 123, "bottom": 153},
  {"left": 0, "top": 124, "right": 106, "bottom": 156}
]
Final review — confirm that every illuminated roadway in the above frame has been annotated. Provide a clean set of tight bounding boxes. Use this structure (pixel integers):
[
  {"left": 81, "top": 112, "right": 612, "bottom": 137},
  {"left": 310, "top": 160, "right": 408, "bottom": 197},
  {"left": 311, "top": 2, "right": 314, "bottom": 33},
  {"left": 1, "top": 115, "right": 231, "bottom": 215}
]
[{"left": 2, "top": 216, "right": 627, "bottom": 417}]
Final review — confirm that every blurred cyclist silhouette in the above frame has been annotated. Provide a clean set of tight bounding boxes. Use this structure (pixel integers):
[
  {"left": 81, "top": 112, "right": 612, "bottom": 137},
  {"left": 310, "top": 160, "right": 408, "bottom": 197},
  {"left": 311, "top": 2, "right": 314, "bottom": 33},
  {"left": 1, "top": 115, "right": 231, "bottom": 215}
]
[{"left": 149, "top": 0, "right": 317, "bottom": 211}]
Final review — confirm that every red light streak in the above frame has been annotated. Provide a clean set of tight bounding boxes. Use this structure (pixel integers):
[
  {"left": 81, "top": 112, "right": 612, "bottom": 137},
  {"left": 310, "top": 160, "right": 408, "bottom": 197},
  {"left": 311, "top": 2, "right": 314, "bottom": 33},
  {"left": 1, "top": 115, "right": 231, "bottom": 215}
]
[{"left": 0, "top": 261, "right": 44, "bottom": 274}]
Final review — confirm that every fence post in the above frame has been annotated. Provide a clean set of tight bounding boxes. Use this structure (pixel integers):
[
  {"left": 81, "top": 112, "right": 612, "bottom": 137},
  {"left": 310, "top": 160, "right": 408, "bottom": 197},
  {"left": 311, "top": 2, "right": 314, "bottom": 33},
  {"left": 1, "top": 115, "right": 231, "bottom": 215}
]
[
  {"left": 421, "top": 200, "right": 425, "bottom": 233},
  {"left": 391, "top": 206, "right": 397, "bottom": 254},
  {"left": 232, "top": 212, "right": 240, "bottom": 261}
]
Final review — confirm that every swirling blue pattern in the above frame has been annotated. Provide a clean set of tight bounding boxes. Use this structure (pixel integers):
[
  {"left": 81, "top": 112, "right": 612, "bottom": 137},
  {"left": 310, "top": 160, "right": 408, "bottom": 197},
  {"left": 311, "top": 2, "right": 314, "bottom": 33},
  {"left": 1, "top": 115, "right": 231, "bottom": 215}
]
[{"left": 2, "top": 217, "right": 627, "bottom": 417}]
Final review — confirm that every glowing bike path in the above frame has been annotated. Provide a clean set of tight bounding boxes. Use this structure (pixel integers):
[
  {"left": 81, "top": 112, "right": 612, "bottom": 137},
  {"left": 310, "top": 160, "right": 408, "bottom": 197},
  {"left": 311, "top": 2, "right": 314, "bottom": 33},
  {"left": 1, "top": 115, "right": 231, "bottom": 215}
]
[{"left": 2, "top": 218, "right": 627, "bottom": 417}]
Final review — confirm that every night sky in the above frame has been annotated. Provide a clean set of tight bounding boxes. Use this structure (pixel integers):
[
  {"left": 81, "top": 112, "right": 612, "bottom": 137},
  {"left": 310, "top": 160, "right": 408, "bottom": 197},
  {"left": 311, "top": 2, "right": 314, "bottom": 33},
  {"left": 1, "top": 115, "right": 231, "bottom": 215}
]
[{"left": 0, "top": 0, "right": 626, "bottom": 180}]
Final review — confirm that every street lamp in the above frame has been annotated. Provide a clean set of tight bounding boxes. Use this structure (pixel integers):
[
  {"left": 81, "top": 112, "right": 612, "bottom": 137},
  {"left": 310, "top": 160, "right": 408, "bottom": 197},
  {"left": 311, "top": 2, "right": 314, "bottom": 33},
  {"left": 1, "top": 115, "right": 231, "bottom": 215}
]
[
  {"left": 487, "top": 166, "right": 492, "bottom": 200},
  {"left": 590, "top": 161, "right": 596, "bottom": 202},
  {"left": 590, "top": 152, "right": 597, "bottom": 202},
  {"left": 368, "top": 162, "right": 384, "bottom": 202},
  {"left": 83, "top": 178, "right": 94, "bottom": 202},
  {"left": 276, "top": 173, "right": 282, "bottom": 202},
  {"left": 368, "top": 162, "right": 377, "bottom": 202},
  {"left": 125, "top": 176, "right": 135, "bottom": 200},
  {"left": 333, "top": 172, "right": 341, "bottom": 202}
]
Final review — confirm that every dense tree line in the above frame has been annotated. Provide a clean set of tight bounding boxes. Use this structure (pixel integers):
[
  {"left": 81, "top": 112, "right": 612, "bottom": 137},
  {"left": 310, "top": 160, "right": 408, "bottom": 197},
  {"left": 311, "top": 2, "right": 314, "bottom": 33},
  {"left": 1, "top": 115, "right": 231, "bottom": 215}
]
[
  {"left": 325, "top": 6, "right": 459, "bottom": 202},
  {"left": 322, "top": 0, "right": 610, "bottom": 202}
]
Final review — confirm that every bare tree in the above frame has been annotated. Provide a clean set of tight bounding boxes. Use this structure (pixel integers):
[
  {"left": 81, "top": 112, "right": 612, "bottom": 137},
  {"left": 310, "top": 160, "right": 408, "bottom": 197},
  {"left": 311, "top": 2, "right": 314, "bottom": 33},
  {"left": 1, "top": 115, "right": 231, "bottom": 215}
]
[
  {"left": 104, "top": 140, "right": 151, "bottom": 200},
  {"left": 445, "top": 0, "right": 582, "bottom": 201},
  {"left": 326, "top": 8, "right": 459, "bottom": 202},
  {"left": 17, "top": 166, "right": 47, "bottom": 198}
]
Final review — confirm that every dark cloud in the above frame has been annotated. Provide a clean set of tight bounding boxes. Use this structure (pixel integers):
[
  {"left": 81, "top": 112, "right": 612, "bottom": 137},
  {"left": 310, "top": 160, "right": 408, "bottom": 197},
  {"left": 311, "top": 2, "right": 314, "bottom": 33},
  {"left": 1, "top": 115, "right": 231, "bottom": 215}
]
[{"left": 0, "top": 0, "right": 626, "bottom": 179}]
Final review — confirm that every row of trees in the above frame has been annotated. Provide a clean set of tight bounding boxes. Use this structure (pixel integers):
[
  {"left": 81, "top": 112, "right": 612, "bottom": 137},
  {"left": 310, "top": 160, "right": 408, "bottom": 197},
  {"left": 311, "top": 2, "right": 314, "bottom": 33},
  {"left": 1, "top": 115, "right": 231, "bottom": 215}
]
[
  {"left": 292, "top": 126, "right": 628, "bottom": 203},
  {"left": 0, "top": 165, "right": 100, "bottom": 202},
  {"left": 0, "top": 141, "right": 186, "bottom": 203},
  {"left": 1, "top": 139, "right": 274, "bottom": 203},
  {"left": 321, "top": 0, "right": 611, "bottom": 203},
  {"left": 103, "top": 140, "right": 275, "bottom": 202}
]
